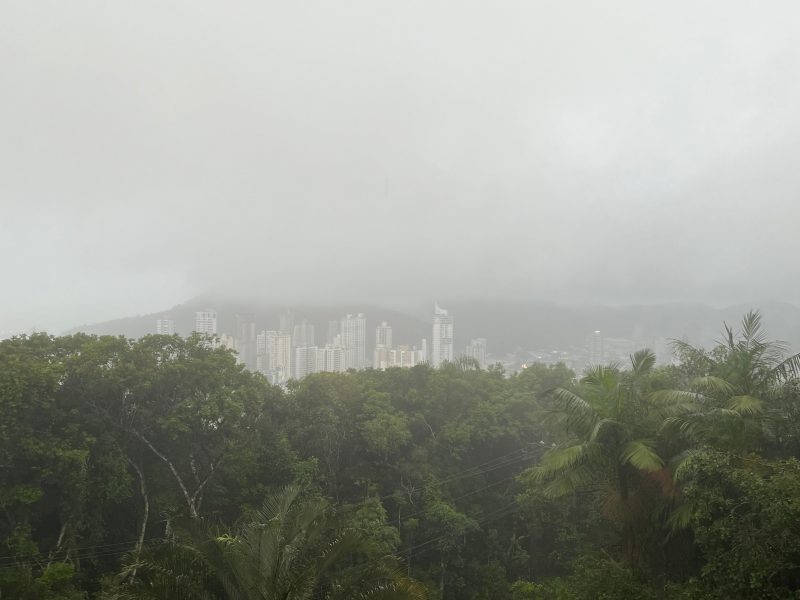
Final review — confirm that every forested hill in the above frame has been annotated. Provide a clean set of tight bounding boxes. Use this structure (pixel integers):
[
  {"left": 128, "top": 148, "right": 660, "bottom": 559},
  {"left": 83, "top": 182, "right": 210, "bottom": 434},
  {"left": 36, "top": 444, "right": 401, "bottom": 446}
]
[
  {"left": 65, "top": 298, "right": 800, "bottom": 356},
  {"left": 4, "top": 310, "right": 800, "bottom": 598}
]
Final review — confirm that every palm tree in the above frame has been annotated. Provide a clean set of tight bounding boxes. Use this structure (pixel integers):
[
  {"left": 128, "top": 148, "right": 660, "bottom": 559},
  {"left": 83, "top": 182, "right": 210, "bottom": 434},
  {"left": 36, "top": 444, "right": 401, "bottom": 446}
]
[
  {"left": 527, "top": 350, "right": 665, "bottom": 564},
  {"left": 651, "top": 310, "right": 800, "bottom": 454},
  {"left": 107, "top": 486, "right": 426, "bottom": 600}
]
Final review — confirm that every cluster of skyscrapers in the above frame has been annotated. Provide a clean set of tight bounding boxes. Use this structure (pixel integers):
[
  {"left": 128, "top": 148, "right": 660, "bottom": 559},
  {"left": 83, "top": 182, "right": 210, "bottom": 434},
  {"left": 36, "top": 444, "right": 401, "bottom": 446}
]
[{"left": 155, "top": 303, "right": 487, "bottom": 384}]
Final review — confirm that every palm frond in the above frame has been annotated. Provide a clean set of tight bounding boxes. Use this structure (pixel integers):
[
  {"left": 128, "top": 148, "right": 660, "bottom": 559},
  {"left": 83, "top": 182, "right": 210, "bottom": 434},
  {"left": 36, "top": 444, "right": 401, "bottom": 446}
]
[
  {"left": 541, "top": 463, "right": 600, "bottom": 498},
  {"left": 648, "top": 390, "right": 703, "bottom": 417},
  {"left": 629, "top": 348, "right": 656, "bottom": 378},
  {"left": 546, "top": 387, "right": 599, "bottom": 435},
  {"left": 770, "top": 352, "right": 800, "bottom": 383},
  {"left": 531, "top": 442, "right": 599, "bottom": 481},
  {"left": 728, "top": 394, "right": 763, "bottom": 416},
  {"left": 582, "top": 365, "right": 619, "bottom": 392},
  {"left": 619, "top": 440, "right": 663, "bottom": 471},
  {"left": 668, "top": 448, "right": 702, "bottom": 482},
  {"left": 740, "top": 310, "right": 767, "bottom": 350},
  {"left": 690, "top": 376, "right": 735, "bottom": 396},
  {"left": 666, "top": 499, "right": 697, "bottom": 533}
]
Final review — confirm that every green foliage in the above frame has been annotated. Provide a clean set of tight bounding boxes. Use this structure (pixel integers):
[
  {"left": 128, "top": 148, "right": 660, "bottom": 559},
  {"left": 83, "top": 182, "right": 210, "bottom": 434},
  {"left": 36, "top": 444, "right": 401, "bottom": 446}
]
[
  {"left": 674, "top": 450, "right": 800, "bottom": 598},
  {"left": 108, "top": 486, "right": 426, "bottom": 600},
  {"left": 4, "top": 313, "right": 800, "bottom": 597}
]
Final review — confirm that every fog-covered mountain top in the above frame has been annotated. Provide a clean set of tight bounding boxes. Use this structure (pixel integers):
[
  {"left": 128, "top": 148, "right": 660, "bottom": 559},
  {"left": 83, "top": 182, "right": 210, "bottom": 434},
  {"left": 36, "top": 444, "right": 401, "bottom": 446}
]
[{"left": 65, "top": 298, "right": 800, "bottom": 359}]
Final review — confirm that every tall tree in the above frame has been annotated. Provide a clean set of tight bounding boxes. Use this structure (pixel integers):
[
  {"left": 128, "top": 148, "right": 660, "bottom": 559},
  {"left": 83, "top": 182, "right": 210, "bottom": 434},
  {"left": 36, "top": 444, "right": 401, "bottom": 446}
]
[
  {"left": 652, "top": 310, "right": 800, "bottom": 454},
  {"left": 523, "top": 350, "right": 665, "bottom": 564}
]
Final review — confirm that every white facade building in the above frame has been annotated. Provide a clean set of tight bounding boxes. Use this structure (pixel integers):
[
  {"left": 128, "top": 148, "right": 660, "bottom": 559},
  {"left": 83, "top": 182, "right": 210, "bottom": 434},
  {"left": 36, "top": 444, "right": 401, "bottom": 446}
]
[
  {"left": 373, "top": 321, "right": 393, "bottom": 370},
  {"left": 588, "top": 330, "right": 604, "bottom": 366},
  {"left": 341, "top": 313, "right": 366, "bottom": 370},
  {"left": 294, "top": 345, "right": 318, "bottom": 379},
  {"left": 156, "top": 318, "right": 175, "bottom": 335},
  {"left": 195, "top": 310, "right": 218, "bottom": 335},
  {"left": 257, "top": 330, "right": 292, "bottom": 384},
  {"left": 464, "top": 338, "right": 488, "bottom": 369},
  {"left": 317, "top": 344, "right": 346, "bottom": 373},
  {"left": 431, "top": 303, "right": 454, "bottom": 367}
]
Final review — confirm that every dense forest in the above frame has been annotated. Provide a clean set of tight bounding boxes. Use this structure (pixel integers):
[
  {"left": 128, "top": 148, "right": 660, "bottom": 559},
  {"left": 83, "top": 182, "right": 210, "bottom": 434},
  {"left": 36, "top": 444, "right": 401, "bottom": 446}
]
[{"left": 2, "top": 311, "right": 800, "bottom": 599}]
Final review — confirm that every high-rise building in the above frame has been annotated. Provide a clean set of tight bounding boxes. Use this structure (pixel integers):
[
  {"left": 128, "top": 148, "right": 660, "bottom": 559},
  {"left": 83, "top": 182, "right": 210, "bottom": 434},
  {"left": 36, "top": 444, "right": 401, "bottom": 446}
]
[
  {"left": 375, "top": 321, "right": 392, "bottom": 349},
  {"left": 294, "top": 345, "right": 318, "bottom": 379},
  {"left": 464, "top": 338, "right": 488, "bottom": 369},
  {"left": 195, "top": 310, "right": 217, "bottom": 335},
  {"left": 374, "top": 345, "right": 391, "bottom": 370},
  {"left": 431, "top": 303, "right": 454, "bottom": 367},
  {"left": 373, "top": 321, "right": 393, "bottom": 370},
  {"left": 389, "top": 345, "right": 418, "bottom": 368},
  {"left": 317, "top": 344, "right": 346, "bottom": 373},
  {"left": 588, "top": 330, "right": 604, "bottom": 366},
  {"left": 236, "top": 313, "right": 257, "bottom": 370},
  {"left": 257, "top": 330, "right": 292, "bottom": 384},
  {"left": 341, "top": 313, "right": 366, "bottom": 370},
  {"left": 156, "top": 318, "right": 175, "bottom": 335},
  {"left": 293, "top": 319, "right": 315, "bottom": 349}
]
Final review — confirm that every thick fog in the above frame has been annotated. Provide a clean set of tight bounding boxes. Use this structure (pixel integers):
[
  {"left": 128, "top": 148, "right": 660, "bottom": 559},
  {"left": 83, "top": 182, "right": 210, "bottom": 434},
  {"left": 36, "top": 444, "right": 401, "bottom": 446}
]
[{"left": 3, "top": 1, "right": 800, "bottom": 335}]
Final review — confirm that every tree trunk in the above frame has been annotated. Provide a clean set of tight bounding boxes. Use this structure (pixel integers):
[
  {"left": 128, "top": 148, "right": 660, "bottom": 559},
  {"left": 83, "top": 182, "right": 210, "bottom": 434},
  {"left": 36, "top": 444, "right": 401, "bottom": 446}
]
[{"left": 129, "top": 460, "right": 149, "bottom": 555}]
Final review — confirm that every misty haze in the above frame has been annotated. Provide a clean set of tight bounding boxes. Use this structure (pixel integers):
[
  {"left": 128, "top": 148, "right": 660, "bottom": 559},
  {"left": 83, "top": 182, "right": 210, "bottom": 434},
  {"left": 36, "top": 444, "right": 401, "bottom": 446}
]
[{"left": 3, "top": 2, "right": 800, "bottom": 599}]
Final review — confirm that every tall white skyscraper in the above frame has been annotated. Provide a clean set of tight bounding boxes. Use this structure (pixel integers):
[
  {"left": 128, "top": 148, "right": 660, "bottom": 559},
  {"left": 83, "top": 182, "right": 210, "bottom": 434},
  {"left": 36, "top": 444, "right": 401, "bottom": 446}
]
[
  {"left": 156, "top": 318, "right": 175, "bottom": 335},
  {"left": 375, "top": 321, "right": 392, "bottom": 348},
  {"left": 588, "top": 330, "right": 604, "bottom": 366},
  {"left": 373, "top": 321, "right": 393, "bottom": 370},
  {"left": 257, "top": 330, "right": 292, "bottom": 384},
  {"left": 195, "top": 310, "right": 217, "bottom": 335},
  {"left": 341, "top": 313, "right": 366, "bottom": 370},
  {"left": 294, "top": 346, "right": 318, "bottom": 379},
  {"left": 431, "top": 303, "right": 454, "bottom": 367},
  {"left": 465, "top": 338, "right": 488, "bottom": 369}
]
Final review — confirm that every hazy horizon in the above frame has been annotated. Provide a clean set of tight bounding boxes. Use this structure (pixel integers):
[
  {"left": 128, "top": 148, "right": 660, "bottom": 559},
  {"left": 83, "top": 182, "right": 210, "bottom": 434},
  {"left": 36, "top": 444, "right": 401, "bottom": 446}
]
[{"left": 4, "top": 1, "right": 800, "bottom": 335}]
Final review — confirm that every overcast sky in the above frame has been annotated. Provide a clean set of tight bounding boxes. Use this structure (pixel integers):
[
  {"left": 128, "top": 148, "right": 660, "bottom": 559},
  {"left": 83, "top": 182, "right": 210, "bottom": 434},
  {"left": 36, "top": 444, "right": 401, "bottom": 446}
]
[{"left": 2, "top": 1, "right": 800, "bottom": 335}]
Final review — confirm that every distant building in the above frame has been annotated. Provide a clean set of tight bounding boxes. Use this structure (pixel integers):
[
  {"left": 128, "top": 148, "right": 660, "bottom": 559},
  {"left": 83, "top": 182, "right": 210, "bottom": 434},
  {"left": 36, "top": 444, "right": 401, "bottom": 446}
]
[
  {"left": 389, "top": 345, "right": 419, "bottom": 368},
  {"left": 373, "top": 321, "right": 393, "bottom": 370},
  {"left": 236, "top": 313, "right": 257, "bottom": 370},
  {"left": 317, "top": 344, "right": 346, "bottom": 373},
  {"left": 374, "top": 345, "right": 391, "bottom": 370},
  {"left": 432, "top": 303, "right": 454, "bottom": 367},
  {"left": 588, "top": 330, "right": 604, "bottom": 366},
  {"left": 375, "top": 321, "right": 392, "bottom": 348},
  {"left": 293, "top": 319, "right": 315, "bottom": 349},
  {"left": 257, "top": 330, "right": 292, "bottom": 384},
  {"left": 294, "top": 345, "right": 318, "bottom": 379},
  {"left": 341, "top": 313, "right": 366, "bottom": 369},
  {"left": 156, "top": 318, "right": 175, "bottom": 335},
  {"left": 195, "top": 310, "right": 217, "bottom": 335},
  {"left": 465, "top": 338, "right": 488, "bottom": 369}
]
